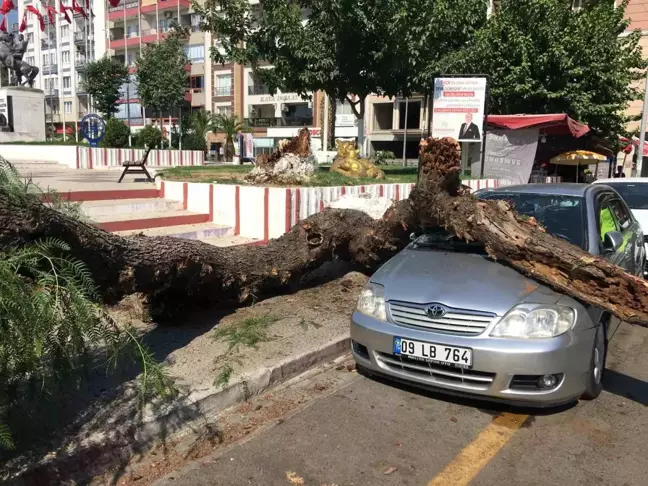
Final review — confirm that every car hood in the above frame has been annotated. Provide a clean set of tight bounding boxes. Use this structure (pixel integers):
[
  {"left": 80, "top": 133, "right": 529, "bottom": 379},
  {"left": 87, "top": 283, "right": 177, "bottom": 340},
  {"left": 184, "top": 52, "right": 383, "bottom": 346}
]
[{"left": 371, "top": 248, "right": 561, "bottom": 316}]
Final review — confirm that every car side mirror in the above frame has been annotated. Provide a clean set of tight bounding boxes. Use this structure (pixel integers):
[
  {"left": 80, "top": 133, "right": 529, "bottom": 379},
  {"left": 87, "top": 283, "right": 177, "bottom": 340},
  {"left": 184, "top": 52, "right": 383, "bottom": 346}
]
[{"left": 603, "top": 231, "right": 624, "bottom": 253}]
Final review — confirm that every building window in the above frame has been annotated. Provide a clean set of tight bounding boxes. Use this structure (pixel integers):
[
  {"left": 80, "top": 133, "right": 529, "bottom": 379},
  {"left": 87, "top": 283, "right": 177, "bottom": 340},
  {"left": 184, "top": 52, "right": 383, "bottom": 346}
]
[
  {"left": 63, "top": 76, "right": 71, "bottom": 89},
  {"left": 190, "top": 76, "right": 204, "bottom": 89},
  {"left": 62, "top": 51, "right": 70, "bottom": 63},
  {"left": 61, "top": 25, "right": 69, "bottom": 37},
  {"left": 215, "top": 73, "right": 232, "bottom": 96},
  {"left": 191, "top": 13, "right": 202, "bottom": 31},
  {"left": 215, "top": 105, "right": 232, "bottom": 117},
  {"left": 184, "top": 44, "right": 204, "bottom": 62},
  {"left": 336, "top": 100, "right": 354, "bottom": 115},
  {"left": 64, "top": 101, "right": 72, "bottom": 114}
]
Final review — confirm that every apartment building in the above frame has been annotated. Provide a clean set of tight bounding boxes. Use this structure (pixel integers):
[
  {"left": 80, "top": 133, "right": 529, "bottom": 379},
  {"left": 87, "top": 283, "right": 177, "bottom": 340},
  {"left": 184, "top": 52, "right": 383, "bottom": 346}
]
[
  {"left": 18, "top": 0, "right": 106, "bottom": 136},
  {"left": 106, "top": 0, "right": 207, "bottom": 131}
]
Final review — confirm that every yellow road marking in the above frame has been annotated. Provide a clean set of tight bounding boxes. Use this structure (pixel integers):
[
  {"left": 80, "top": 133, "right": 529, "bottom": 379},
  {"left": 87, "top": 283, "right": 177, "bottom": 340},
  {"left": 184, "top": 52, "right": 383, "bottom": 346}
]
[{"left": 427, "top": 413, "right": 529, "bottom": 486}]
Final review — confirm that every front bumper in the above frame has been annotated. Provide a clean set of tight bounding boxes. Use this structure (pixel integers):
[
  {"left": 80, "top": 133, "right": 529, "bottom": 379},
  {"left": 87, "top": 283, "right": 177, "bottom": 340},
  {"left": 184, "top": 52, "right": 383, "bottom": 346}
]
[{"left": 351, "top": 311, "right": 595, "bottom": 406}]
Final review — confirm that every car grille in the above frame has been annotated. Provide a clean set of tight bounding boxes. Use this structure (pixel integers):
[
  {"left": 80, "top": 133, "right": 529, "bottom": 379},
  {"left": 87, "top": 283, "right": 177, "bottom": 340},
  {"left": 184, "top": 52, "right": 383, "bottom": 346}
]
[
  {"left": 376, "top": 352, "right": 495, "bottom": 390},
  {"left": 388, "top": 302, "right": 495, "bottom": 336}
]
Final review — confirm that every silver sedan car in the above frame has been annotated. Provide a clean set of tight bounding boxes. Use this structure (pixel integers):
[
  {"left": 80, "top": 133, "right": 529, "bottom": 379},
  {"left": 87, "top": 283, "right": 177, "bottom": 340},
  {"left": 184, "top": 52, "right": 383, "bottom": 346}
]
[{"left": 351, "top": 184, "right": 644, "bottom": 407}]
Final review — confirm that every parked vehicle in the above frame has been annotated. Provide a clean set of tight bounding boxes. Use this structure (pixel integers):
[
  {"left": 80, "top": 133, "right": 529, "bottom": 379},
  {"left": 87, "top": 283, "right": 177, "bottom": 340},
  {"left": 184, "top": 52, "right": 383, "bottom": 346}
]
[
  {"left": 351, "top": 184, "right": 644, "bottom": 407},
  {"left": 593, "top": 178, "right": 648, "bottom": 275}
]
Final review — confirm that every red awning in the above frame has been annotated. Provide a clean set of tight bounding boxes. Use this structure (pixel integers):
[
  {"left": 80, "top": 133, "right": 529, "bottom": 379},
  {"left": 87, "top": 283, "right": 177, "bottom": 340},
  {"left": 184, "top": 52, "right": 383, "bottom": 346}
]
[
  {"left": 620, "top": 135, "right": 648, "bottom": 156},
  {"left": 486, "top": 114, "right": 590, "bottom": 138}
]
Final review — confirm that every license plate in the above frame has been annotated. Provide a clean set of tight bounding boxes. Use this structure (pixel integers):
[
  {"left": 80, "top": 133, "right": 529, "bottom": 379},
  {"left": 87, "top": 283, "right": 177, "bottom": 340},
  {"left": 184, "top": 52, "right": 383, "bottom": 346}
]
[{"left": 393, "top": 337, "right": 472, "bottom": 368}]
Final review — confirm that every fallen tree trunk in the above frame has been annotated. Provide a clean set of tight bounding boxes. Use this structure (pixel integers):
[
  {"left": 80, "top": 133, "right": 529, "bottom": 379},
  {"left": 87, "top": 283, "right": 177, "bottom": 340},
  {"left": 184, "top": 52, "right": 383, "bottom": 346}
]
[
  {"left": 0, "top": 187, "right": 417, "bottom": 320},
  {"left": 2, "top": 137, "right": 648, "bottom": 325}
]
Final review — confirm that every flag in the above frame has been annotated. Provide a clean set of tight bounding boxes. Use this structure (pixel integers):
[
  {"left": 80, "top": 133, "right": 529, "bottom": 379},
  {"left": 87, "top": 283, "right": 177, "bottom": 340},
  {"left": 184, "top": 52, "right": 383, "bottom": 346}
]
[
  {"left": 18, "top": 9, "right": 26, "bottom": 32},
  {"left": 0, "top": 0, "right": 13, "bottom": 15},
  {"left": 72, "top": 0, "right": 87, "bottom": 19},
  {"left": 0, "top": 16, "right": 6, "bottom": 33},
  {"left": 59, "top": 0, "right": 72, "bottom": 23},
  {"left": 26, "top": 5, "right": 45, "bottom": 32},
  {"left": 45, "top": 5, "right": 56, "bottom": 25},
  {"left": 108, "top": 0, "right": 121, "bottom": 7}
]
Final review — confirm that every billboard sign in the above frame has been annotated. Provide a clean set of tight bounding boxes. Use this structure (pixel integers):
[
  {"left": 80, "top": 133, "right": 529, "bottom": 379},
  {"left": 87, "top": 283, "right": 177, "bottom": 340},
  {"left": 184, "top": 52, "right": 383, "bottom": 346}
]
[{"left": 432, "top": 77, "right": 487, "bottom": 143}]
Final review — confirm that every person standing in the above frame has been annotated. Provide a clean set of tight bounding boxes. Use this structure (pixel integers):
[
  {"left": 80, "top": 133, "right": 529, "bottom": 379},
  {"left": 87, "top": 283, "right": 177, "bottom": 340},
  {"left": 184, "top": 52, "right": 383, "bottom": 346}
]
[{"left": 614, "top": 165, "right": 626, "bottom": 178}]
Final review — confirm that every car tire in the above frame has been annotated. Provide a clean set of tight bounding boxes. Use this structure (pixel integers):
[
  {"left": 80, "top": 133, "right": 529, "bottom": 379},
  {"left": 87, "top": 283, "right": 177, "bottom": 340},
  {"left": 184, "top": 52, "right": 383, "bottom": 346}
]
[{"left": 581, "top": 321, "right": 607, "bottom": 400}]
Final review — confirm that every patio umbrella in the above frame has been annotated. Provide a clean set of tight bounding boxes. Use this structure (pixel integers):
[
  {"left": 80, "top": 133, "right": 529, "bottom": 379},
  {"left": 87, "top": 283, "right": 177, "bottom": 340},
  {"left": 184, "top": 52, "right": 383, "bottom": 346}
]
[{"left": 550, "top": 150, "right": 606, "bottom": 182}]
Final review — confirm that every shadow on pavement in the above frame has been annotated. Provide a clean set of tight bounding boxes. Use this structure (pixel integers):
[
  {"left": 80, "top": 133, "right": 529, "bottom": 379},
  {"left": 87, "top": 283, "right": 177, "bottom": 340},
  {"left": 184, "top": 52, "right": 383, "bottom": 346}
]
[{"left": 603, "top": 369, "right": 648, "bottom": 406}]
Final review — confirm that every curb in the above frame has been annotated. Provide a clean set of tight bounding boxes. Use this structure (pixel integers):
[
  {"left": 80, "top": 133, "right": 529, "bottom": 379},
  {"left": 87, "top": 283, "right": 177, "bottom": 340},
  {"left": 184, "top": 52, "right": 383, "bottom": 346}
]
[
  {"left": 136, "top": 334, "right": 351, "bottom": 441},
  {"left": 10, "top": 335, "right": 351, "bottom": 483}
]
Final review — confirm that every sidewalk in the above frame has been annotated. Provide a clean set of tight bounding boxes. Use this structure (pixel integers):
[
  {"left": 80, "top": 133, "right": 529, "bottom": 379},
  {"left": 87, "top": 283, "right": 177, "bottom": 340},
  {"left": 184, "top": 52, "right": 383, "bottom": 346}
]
[{"left": 3, "top": 263, "right": 365, "bottom": 485}]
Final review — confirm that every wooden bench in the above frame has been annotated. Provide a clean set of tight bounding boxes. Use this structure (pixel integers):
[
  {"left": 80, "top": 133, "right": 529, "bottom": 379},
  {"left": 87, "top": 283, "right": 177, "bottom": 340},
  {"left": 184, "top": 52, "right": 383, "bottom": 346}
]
[{"left": 118, "top": 146, "right": 154, "bottom": 183}]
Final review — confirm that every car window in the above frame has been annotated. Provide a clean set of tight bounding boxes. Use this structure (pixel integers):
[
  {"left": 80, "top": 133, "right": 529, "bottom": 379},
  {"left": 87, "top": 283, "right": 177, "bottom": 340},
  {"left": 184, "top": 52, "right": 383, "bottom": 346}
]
[
  {"left": 609, "top": 198, "right": 632, "bottom": 230},
  {"left": 476, "top": 192, "right": 587, "bottom": 249},
  {"left": 602, "top": 183, "right": 648, "bottom": 210}
]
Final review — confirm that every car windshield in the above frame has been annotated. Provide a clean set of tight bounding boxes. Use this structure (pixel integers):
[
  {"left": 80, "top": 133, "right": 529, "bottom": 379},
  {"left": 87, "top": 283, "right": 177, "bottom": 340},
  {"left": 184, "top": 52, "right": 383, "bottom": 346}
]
[
  {"left": 602, "top": 182, "right": 648, "bottom": 210},
  {"left": 412, "top": 192, "right": 587, "bottom": 251}
]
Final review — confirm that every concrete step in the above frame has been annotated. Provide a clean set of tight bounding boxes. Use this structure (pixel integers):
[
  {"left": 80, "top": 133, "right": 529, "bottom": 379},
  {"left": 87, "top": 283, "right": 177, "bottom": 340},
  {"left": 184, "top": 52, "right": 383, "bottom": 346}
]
[
  {"left": 54, "top": 188, "right": 161, "bottom": 202},
  {"left": 81, "top": 198, "right": 183, "bottom": 219},
  {"left": 116, "top": 221, "right": 233, "bottom": 240},
  {"left": 95, "top": 209, "right": 210, "bottom": 232}
]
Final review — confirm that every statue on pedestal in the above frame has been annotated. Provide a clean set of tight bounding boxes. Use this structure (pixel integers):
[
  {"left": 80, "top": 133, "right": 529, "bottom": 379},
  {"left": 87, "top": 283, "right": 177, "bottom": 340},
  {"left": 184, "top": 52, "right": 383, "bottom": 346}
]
[{"left": 0, "top": 33, "right": 38, "bottom": 87}]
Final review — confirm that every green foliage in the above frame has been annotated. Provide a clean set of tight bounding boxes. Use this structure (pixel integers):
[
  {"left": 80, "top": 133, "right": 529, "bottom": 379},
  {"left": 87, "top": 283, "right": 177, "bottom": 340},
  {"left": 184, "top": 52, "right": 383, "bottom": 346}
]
[
  {"left": 135, "top": 27, "right": 190, "bottom": 116},
  {"left": 459, "top": 0, "right": 646, "bottom": 138},
  {"left": 215, "top": 114, "right": 246, "bottom": 162},
  {"left": 214, "top": 363, "right": 234, "bottom": 388},
  {"left": 101, "top": 118, "right": 131, "bottom": 148},
  {"left": 0, "top": 157, "right": 175, "bottom": 450},
  {"left": 190, "top": 109, "right": 218, "bottom": 138},
  {"left": 138, "top": 125, "right": 163, "bottom": 149},
  {"left": 213, "top": 314, "right": 278, "bottom": 352},
  {"left": 196, "top": 0, "right": 485, "bottom": 120},
  {"left": 372, "top": 151, "right": 396, "bottom": 165},
  {"left": 81, "top": 57, "right": 129, "bottom": 118},
  {"left": 182, "top": 132, "right": 207, "bottom": 151}
]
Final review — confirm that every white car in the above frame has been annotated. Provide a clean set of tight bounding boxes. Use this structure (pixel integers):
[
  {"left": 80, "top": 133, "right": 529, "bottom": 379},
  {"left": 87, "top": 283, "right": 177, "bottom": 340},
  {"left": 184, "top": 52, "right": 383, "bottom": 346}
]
[{"left": 594, "top": 177, "right": 648, "bottom": 274}]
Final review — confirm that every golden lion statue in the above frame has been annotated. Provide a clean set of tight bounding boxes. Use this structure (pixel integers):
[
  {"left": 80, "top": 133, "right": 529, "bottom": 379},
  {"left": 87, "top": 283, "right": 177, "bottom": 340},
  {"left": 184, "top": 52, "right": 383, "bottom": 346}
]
[{"left": 329, "top": 140, "right": 385, "bottom": 179}]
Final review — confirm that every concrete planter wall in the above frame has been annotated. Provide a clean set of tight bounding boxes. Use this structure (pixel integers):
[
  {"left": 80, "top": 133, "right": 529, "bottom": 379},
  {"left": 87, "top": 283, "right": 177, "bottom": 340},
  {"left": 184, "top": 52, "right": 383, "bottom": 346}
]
[
  {"left": 0, "top": 144, "right": 205, "bottom": 169},
  {"left": 157, "top": 178, "right": 506, "bottom": 241}
]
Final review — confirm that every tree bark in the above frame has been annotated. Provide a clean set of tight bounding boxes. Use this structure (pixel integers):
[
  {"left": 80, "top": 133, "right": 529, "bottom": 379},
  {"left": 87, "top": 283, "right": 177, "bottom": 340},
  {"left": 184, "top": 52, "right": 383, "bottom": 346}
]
[
  {"left": 0, "top": 189, "right": 416, "bottom": 321},
  {"left": 2, "top": 137, "right": 648, "bottom": 325}
]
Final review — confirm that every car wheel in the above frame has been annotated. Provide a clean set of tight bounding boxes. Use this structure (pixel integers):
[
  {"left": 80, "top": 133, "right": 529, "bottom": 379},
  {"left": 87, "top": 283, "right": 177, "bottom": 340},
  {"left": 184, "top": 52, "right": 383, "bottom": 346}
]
[{"left": 581, "top": 322, "right": 607, "bottom": 400}]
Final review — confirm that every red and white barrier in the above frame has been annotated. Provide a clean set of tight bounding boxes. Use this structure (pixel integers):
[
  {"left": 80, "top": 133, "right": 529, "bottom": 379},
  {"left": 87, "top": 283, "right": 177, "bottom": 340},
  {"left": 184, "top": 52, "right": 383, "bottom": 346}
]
[
  {"left": 157, "top": 178, "right": 505, "bottom": 241},
  {"left": 76, "top": 146, "right": 204, "bottom": 169}
]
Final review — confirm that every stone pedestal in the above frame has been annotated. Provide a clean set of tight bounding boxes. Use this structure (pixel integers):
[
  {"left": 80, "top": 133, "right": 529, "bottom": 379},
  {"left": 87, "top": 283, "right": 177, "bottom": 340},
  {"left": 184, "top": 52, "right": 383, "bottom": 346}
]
[{"left": 0, "top": 87, "right": 45, "bottom": 142}]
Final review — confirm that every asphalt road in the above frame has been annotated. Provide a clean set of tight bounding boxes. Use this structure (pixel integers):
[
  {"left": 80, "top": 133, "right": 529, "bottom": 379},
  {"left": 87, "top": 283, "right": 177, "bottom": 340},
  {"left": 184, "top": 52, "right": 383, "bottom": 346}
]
[{"left": 155, "top": 322, "right": 648, "bottom": 486}]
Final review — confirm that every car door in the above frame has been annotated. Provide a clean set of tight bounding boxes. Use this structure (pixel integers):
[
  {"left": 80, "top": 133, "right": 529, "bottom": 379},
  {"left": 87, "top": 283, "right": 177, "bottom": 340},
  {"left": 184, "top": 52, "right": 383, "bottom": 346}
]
[
  {"left": 608, "top": 196, "right": 643, "bottom": 275},
  {"left": 596, "top": 192, "right": 626, "bottom": 268}
]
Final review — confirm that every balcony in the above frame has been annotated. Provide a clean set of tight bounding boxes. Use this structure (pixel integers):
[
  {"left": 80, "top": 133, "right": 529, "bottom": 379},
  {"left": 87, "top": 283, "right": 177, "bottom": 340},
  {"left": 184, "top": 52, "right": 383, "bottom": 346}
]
[
  {"left": 45, "top": 89, "right": 59, "bottom": 98},
  {"left": 244, "top": 116, "right": 313, "bottom": 128},
  {"left": 42, "top": 64, "right": 58, "bottom": 75},
  {"left": 190, "top": 88, "right": 205, "bottom": 107},
  {"left": 74, "top": 32, "right": 93, "bottom": 46},
  {"left": 248, "top": 85, "right": 270, "bottom": 95},
  {"left": 45, "top": 113, "right": 61, "bottom": 123},
  {"left": 214, "top": 86, "right": 233, "bottom": 97},
  {"left": 75, "top": 59, "right": 88, "bottom": 71}
]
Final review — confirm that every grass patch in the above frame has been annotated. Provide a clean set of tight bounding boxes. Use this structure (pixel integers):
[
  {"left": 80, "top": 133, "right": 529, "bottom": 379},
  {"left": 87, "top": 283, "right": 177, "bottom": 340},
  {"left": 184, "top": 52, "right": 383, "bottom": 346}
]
[
  {"left": 213, "top": 314, "right": 279, "bottom": 352},
  {"left": 214, "top": 363, "right": 235, "bottom": 388},
  {"left": 159, "top": 164, "right": 419, "bottom": 186}
]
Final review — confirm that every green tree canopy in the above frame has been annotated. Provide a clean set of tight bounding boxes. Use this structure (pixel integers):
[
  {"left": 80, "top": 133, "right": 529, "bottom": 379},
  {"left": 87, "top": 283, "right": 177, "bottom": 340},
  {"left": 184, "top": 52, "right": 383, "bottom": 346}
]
[
  {"left": 460, "top": 0, "right": 646, "bottom": 138},
  {"left": 135, "top": 27, "right": 190, "bottom": 118},
  {"left": 196, "top": 0, "right": 485, "bottom": 148},
  {"left": 81, "top": 57, "right": 129, "bottom": 118}
]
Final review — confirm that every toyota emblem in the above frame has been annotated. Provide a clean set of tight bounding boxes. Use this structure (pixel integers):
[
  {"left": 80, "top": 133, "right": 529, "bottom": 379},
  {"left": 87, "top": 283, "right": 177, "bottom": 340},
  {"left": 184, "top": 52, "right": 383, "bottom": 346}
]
[{"left": 427, "top": 304, "right": 447, "bottom": 318}]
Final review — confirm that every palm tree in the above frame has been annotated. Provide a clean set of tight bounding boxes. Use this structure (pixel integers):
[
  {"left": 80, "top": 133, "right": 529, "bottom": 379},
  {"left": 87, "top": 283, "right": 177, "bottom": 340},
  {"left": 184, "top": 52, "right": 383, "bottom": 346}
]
[
  {"left": 190, "top": 109, "right": 218, "bottom": 138},
  {"left": 215, "top": 114, "right": 247, "bottom": 162}
]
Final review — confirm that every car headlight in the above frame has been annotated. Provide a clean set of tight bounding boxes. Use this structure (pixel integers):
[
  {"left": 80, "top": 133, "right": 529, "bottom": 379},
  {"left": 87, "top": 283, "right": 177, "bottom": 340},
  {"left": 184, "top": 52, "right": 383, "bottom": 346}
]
[
  {"left": 490, "top": 305, "right": 575, "bottom": 338},
  {"left": 356, "top": 282, "right": 387, "bottom": 321}
]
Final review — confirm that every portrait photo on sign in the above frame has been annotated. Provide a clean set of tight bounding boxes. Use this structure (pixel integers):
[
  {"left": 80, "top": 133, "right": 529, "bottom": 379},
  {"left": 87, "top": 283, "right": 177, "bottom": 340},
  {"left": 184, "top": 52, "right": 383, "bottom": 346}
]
[{"left": 431, "top": 77, "right": 487, "bottom": 143}]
